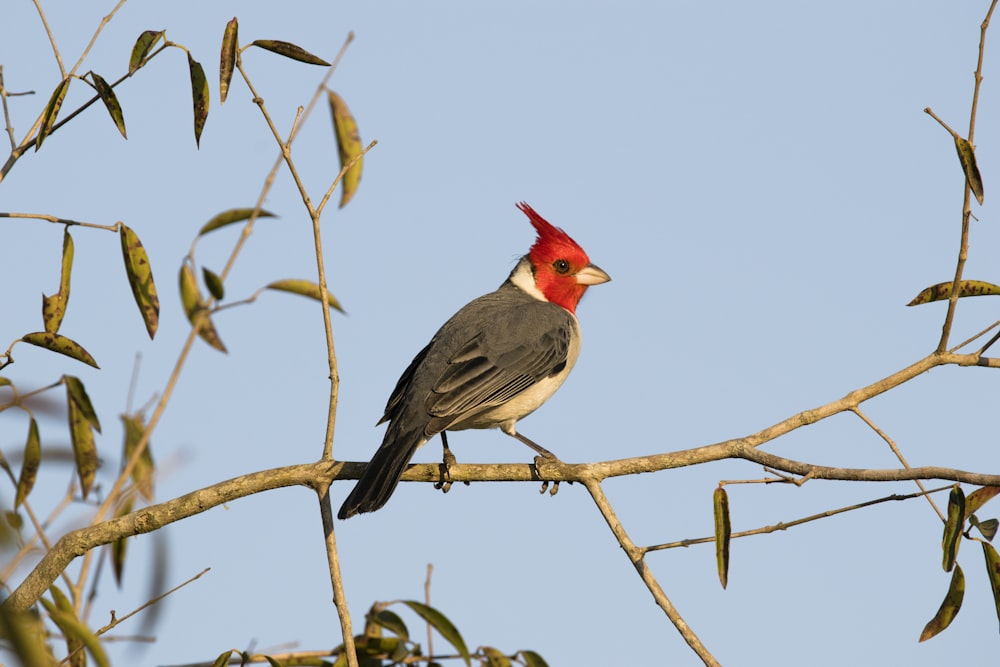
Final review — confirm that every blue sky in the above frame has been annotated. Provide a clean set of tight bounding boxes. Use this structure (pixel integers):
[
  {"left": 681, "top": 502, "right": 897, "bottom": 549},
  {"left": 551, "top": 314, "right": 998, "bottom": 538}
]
[{"left": 2, "top": 2, "right": 999, "bottom": 665}]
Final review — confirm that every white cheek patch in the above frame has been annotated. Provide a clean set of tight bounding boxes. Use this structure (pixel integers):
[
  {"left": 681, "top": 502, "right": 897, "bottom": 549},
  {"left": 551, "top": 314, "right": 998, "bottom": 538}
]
[{"left": 509, "top": 257, "right": 548, "bottom": 302}]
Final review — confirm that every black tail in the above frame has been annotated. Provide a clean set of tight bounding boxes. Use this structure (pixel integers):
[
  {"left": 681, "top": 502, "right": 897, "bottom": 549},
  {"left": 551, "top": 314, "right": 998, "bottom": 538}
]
[{"left": 338, "top": 427, "right": 424, "bottom": 519}]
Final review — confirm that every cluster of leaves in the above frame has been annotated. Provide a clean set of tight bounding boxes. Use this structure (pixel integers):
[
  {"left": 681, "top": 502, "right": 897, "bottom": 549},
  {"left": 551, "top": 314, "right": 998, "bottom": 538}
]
[{"left": 1, "top": 14, "right": 366, "bottom": 666}]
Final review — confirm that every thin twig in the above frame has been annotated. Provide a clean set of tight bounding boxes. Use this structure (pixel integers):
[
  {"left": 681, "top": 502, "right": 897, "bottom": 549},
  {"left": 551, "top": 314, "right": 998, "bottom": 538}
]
[
  {"left": 851, "top": 407, "right": 944, "bottom": 520},
  {"left": 581, "top": 478, "right": 720, "bottom": 666},
  {"left": 644, "top": 485, "right": 951, "bottom": 553}
]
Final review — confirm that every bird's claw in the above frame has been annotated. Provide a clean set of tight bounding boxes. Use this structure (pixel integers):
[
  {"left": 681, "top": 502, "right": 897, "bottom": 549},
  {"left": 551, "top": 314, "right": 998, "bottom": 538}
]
[
  {"left": 538, "top": 480, "right": 560, "bottom": 496},
  {"left": 533, "top": 454, "right": 562, "bottom": 496}
]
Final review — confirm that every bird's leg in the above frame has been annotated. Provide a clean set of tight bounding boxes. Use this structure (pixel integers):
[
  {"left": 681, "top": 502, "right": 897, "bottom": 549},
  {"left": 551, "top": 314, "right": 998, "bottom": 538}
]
[
  {"left": 510, "top": 431, "right": 563, "bottom": 496},
  {"left": 435, "top": 431, "right": 458, "bottom": 492}
]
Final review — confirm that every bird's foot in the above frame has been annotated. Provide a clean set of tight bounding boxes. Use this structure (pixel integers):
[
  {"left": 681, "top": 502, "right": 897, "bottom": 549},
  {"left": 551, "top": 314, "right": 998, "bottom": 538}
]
[
  {"left": 435, "top": 433, "right": 459, "bottom": 493},
  {"left": 532, "top": 452, "right": 563, "bottom": 496}
]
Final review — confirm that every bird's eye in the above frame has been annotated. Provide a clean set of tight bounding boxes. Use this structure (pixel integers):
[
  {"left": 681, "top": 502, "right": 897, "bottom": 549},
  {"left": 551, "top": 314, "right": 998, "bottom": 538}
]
[{"left": 553, "top": 259, "right": 571, "bottom": 274}]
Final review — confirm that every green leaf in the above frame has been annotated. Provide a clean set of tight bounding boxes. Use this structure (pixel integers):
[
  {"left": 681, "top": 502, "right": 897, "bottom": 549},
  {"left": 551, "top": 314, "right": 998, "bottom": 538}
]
[
  {"left": 919, "top": 564, "right": 965, "bottom": 641},
  {"left": 219, "top": 18, "right": 238, "bottom": 104},
  {"left": 42, "top": 228, "right": 74, "bottom": 334},
  {"left": 370, "top": 608, "right": 409, "bottom": 640},
  {"left": 21, "top": 332, "right": 99, "bottom": 368},
  {"left": 481, "top": 646, "right": 512, "bottom": 667},
  {"left": 179, "top": 263, "right": 227, "bottom": 352},
  {"left": 67, "top": 394, "right": 98, "bottom": 499},
  {"left": 401, "top": 601, "right": 470, "bottom": 667},
  {"left": 129, "top": 30, "right": 165, "bottom": 74},
  {"left": 954, "top": 135, "right": 984, "bottom": 205},
  {"left": 266, "top": 279, "right": 345, "bottom": 312},
  {"left": 40, "top": 592, "right": 111, "bottom": 667},
  {"left": 15, "top": 419, "right": 40, "bottom": 509},
  {"left": 111, "top": 496, "right": 134, "bottom": 585},
  {"left": 942, "top": 486, "right": 965, "bottom": 572},
  {"left": 202, "top": 267, "right": 225, "bottom": 301},
  {"left": 91, "top": 72, "right": 127, "bottom": 139},
  {"left": 120, "top": 223, "right": 160, "bottom": 339},
  {"left": 328, "top": 91, "right": 364, "bottom": 208},
  {"left": 212, "top": 650, "right": 235, "bottom": 667},
  {"left": 250, "top": 40, "right": 330, "bottom": 66},
  {"left": 198, "top": 207, "right": 276, "bottom": 235},
  {"left": 972, "top": 517, "right": 998, "bottom": 541},
  {"left": 713, "top": 486, "right": 731, "bottom": 589},
  {"left": 518, "top": 650, "right": 551, "bottom": 667},
  {"left": 188, "top": 53, "right": 209, "bottom": 147},
  {"left": 983, "top": 542, "right": 1000, "bottom": 632},
  {"left": 121, "top": 412, "right": 154, "bottom": 501},
  {"left": 36, "top": 77, "right": 70, "bottom": 150},
  {"left": 63, "top": 375, "right": 101, "bottom": 433},
  {"left": 907, "top": 280, "right": 1000, "bottom": 306}
]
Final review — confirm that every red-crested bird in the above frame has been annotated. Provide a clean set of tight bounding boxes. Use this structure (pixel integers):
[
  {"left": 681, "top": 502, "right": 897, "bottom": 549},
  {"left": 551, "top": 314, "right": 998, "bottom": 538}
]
[{"left": 338, "top": 203, "right": 610, "bottom": 519}]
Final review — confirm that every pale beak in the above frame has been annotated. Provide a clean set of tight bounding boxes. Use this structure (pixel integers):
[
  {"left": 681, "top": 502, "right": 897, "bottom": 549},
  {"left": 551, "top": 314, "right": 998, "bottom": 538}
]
[{"left": 575, "top": 263, "right": 611, "bottom": 286}]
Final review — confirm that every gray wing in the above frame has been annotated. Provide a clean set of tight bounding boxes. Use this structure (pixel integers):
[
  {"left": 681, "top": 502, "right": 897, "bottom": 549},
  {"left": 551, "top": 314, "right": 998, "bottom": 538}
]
[{"left": 426, "top": 312, "right": 571, "bottom": 419}]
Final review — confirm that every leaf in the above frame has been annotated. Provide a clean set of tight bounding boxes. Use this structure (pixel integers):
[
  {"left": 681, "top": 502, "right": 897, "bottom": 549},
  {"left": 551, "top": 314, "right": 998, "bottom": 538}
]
[
  {"left": 67, "top": 393, "right": 98, "bottom": 499},
  {"left": 129, "top": 30, "right": 165, "bottom": 74},
  {"left": 0, "top": 607, "right": 54, "bottom": 666},
  {"left": 370, "top": 608, "right": 409, "bottom": 640},
  {"left": 907, "top": 280, "right": 1000, "bottom": 306},
  {"left": 481, "top": 646, "right": 512, "bottom": 667},
  {"left": 202, "top": 267, "right": 225, "bottom": 301},
  {"left": 91, "top": 72, "right": 127, "bottom": 139},
  {"left": 328, "top": 91, "right": 364, "bottom": 208},
  {"left": 36, "top": 77, "right": 70, "bottom": 150},
  {"left": 179, "top": 263, "right": 227, "bottom": 352},
  {"left": 942, "top": 486, "right": 965, "bottom": 572},
  {"left": 15, "top": 419, "right": 40, "bottom": 509},
  {"left": 42, "top": 228, "right": 75, "bottom": 334},
  {"left": 22, "top": 332, "right": 99, "bottom": 368},
  {"left": 264, "top": 657, "right": 282, "bottom": 667},
  {"left": 954, "top": 135, "right": 984, "bottom": 205},
  {"left": 0, "top": 377, "right": 11, "bottom": 386},
  {"left": 64, "top": 375, "right": 101, "bottom": 433},
  {"left": 965, "top": 486, "right": 1000, "bottom": 518},
  {"left": 119, "top": 223, "right": 160, "bottom": 339},
  {"left": 219, "top": 17, "right": 238, "bottom": 104},
  {"left": 518, "top": 650, "right": 551, "bottom": 667},
  {"left": 401, "top": 601, "right": 470, "bottom": 667},
  {"left": 44, "top": 587, "right": 86, "bottom": 667},
  {"left": 972, "top": 517, "right": 999, "bottom": 541},
  {"left": 919, "top": 564, "right": 965, "bottom": 641},
  {"left": 121, "top": 412, "right": 154, "bottom": 501},
  {"left": 198, "top": 207, "right": 275, "bottom": 235},
  {"left": 983, "top": 542, "right": 1000, "bottom": 632},
  {"left": 212, "top": 650, "right": 236, "bottom": 667},
  {"left": 111, "top": 496, "right": 134, "bottom": 585},
  {"left": 713, "top": 486, "right": 731, "bottom": 589},
  {"left": 267, "top": 279, "right": 345, "bottom": 312},
  {"left": 188, "top": 53, "right": 209, "bottom": 147},
  {"left": 250, "top": 40, "right": 330, "bottom": 66}
]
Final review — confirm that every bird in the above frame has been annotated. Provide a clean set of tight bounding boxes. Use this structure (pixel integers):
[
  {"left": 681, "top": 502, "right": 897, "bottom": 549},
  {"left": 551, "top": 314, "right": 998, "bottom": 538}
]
[{"left": 337, "top": 202, "right": 610, "bottom": 519}]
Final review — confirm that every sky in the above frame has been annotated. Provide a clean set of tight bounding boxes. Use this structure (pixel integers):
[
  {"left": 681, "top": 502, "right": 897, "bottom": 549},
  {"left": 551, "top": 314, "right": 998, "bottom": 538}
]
[{"left": 1, "top": 1, "right": 999, "bottom": 665}]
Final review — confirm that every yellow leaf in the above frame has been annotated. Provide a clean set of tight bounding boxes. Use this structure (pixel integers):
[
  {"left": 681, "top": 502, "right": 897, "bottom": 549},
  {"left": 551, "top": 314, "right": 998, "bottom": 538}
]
[
  {"left": 267, "top": 278, "right": 345, "bottom": 312},
  {"left": 21, "top": 332, "right": 99, "bottom": 368},
  {"left": 119, "top": 223, "right": 159, "bottom": 339},
  {"left": 906, "top": 279, "right": 1000, "bottom": 306},
  {"left": 954, "top": 136, "right": 984, "bottom": 205},
  {"left": 328, "top": 91, "right": 364, "bottom": 208},
  {"left": 919, "top": 564, "right": 965, "bottom": 641},
  {"left": 219, "top": 18, "right": 239, "bottom": 104},
  {"left": 714, "top": 486, "right": 731, "bottom": 589}
]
